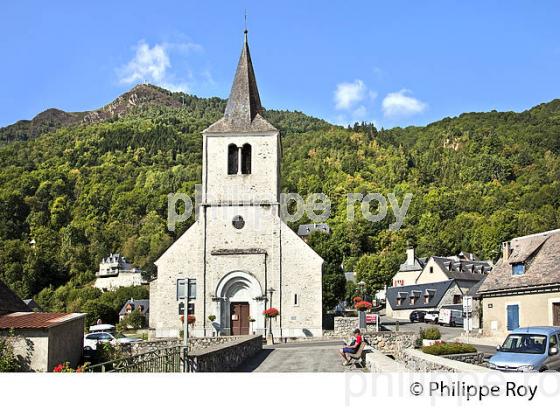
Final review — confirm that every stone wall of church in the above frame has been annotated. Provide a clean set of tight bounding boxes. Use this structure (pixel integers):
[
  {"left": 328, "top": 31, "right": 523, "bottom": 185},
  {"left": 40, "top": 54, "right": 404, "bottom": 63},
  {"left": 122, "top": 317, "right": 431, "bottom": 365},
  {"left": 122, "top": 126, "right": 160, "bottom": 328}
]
[
  {"left": 150, "top": 220, "right": 205, "bottom": 338},
  {"left": 279, "top": 221, "right": 323, "bottom": 337}
]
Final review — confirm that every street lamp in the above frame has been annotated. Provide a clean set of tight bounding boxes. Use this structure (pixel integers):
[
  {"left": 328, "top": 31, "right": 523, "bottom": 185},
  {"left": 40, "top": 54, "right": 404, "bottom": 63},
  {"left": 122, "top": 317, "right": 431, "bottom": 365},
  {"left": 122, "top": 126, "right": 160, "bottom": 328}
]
[
  {"left": 267, "top": 287, "right": 275, "bottom": 343},
  {"left": 358, "top": 281, "right": 366, "bottom": 298}
]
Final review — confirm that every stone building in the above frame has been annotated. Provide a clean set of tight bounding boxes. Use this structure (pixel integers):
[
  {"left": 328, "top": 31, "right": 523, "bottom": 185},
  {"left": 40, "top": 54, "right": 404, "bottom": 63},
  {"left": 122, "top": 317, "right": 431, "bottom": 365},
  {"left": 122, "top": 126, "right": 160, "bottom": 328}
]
[
  {"left": 478, "top": 229, "right": 560, "bottom": 338},
  {"left": 150, "top": 31, "right": 324, "bottom": 338},
  {"left": 0, "top": 279, "right": 85, "bottom": 372},
  {"left": 94, "top": 253, "right": 145, "bottom": 291}
]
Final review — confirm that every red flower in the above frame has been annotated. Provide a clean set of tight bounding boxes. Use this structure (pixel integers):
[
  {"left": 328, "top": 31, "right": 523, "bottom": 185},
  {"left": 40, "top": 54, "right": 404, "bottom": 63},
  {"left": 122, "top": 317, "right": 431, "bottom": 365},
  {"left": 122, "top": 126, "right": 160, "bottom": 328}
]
[
  {"left": 53, "top": 364, "right": 64, "bottom": 373},
  {"left": 352, "top": 296, "right": 363, "bottom": 304},
  {"left": 181, "top": 314, "right": 196, "bottom": 324},
  {"left": 263, "top": 308, "right": 279, "bottom": 318},
  {"left": 354, "top": 301, "right": 373, "bottom": 311}
]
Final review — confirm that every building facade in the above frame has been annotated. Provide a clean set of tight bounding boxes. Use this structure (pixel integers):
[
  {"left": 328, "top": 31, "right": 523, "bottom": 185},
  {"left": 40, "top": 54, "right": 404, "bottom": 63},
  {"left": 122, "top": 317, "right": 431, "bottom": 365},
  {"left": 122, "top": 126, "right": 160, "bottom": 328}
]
[
  {"left": 150, "top": 31, "right": 323, "bottom": 338},
  {"left": 478, "top": 229, "right": 560, "bottom": 338},
  {"left": 94, "top": 253, "right": 145, "bottom": 291}
]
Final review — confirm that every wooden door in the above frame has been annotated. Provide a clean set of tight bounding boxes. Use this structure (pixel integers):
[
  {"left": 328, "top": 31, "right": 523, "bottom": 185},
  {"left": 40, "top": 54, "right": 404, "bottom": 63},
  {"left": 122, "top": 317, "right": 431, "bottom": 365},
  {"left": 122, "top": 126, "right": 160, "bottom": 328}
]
[
  {"left": 230, "top": 302, "right": 250, "bottom": 335},
  {"left": 553, "top": 303, "right": 560, "bottom": 326}
]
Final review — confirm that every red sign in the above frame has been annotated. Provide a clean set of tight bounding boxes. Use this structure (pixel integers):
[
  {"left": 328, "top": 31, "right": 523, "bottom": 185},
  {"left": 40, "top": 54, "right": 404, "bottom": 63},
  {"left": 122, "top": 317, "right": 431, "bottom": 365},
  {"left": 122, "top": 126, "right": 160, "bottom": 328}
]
[{"left": 366, "top": 313, "right": 377, "bottom": 324}]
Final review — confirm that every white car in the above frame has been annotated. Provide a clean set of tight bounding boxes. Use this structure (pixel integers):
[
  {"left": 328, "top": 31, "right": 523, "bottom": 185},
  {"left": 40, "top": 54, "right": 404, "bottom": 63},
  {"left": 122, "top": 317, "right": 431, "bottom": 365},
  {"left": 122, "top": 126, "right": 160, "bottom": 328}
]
[
  {"left": 83, "top": 331, "right": 142, "bottom": 350},
  {"left": 424, "top": 311, "right": 439, "bottom": 324}
]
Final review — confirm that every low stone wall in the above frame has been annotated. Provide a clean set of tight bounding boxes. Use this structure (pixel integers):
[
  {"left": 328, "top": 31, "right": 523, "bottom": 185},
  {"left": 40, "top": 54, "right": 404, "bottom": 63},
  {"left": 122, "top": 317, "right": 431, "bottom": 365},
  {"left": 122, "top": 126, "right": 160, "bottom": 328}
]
[
  {"left": 333, "top": 317, "right": 359, "bottom": 336},
  {"left": 134, "top": 336, "right": 247, "bottom": 355},
  {"left": 188, "top": 335, "right": 262, "bottom": 372},
  {"left": 398, "top": 349, "right": 491, "bottom": 372},
  {"left": 366, "top": 349, "right": 409, "bottom": 372},
  {"left": 332, "top": 317, "right": 380, "bottom": 336},
  {"left": 364, "top": 332, "right": 416, "bottom": 355},
  {"left": 443, "top": 352, "right": 486, "bottom": 366}
]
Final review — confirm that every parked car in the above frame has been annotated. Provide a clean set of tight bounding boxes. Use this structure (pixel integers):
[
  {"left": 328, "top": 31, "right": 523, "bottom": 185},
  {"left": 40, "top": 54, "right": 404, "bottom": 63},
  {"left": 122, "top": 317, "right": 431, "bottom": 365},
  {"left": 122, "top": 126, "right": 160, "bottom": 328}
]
[
  {"left": 438, "top": 308, "right": 464, "bottom": 327},
  {"left": 424, "top": 311, "right": 439, "bottom": 324},
  {"left": 83, "top": 331, "right": 142, "bottom": 350},
  {"left": 409, "top": 310, "right": 427, "bottom": 323},
  {"left": 488, "top": 327, "right": 560, "bottom": 372}
]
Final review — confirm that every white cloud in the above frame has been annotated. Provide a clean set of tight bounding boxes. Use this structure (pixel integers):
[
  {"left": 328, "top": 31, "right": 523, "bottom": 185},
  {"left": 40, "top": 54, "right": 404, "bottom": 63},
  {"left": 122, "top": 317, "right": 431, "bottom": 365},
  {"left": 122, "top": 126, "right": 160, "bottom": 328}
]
[
  {"left": 334, "top": 79, "right": 367, "bottom": 110},
  {"left": 382, "top": 89, "right": 427, "bottom": 117},
  {"left": 117, "top": 40, "right": 203, "bottom": 93}
]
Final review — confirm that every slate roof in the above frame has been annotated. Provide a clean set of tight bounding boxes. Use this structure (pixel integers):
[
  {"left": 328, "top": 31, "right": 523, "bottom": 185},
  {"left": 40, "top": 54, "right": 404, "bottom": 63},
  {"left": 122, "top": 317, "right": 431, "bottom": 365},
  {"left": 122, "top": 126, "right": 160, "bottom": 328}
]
[
  {"left": 386, "top": 280, "right": 456, "bottom": 310},
  {"left": 398, "top": 256, "right": 427, "bottom": 272},
  {"left": 432, "top": 256, "right": 491, "bottom": 282},
  {"left": 204, "top": 31, "right": 277, "bottom": 134},
  {"left": 0, "top": 280, "right": 30, "bottom": 314},
  {"left": 119, "top": 299, "right": 150, "bottom": 316},
  {"left": 479, "top": 229, "right": 560, "bottom": 294},
  {"left": 0, "top": 312, "right": 84, "bottom": 329},
  {"left": 297, "top": 223, "right": 331, "bottom": 237}
]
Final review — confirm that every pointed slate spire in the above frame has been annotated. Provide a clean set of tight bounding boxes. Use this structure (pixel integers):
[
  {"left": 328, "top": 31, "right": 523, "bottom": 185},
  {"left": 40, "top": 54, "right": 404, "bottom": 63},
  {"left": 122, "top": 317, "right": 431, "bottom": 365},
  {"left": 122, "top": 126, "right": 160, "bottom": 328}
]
[
  {"left": 224, "top": 30, "right": 262, "bottom": 122},
  {"left": 205, "top": 30, "right": 276, "bottom": 133}
]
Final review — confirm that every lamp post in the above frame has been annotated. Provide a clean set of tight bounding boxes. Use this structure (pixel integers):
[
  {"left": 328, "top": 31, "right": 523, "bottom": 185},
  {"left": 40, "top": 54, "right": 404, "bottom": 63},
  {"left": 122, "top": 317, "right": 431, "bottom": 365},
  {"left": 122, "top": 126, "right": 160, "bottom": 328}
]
[
  {"left": 266, "top": 287, "right": 275, "bottom": 345},
  {"left": 357, "top": 281, "right": 367, "bottom": 330}
]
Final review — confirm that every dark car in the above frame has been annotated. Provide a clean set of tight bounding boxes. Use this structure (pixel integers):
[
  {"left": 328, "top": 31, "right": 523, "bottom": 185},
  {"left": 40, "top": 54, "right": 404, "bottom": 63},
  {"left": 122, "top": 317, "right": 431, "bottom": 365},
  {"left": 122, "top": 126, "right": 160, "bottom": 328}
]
[{"left": 409, "top": 310, "right": 427, "bottom": 323}]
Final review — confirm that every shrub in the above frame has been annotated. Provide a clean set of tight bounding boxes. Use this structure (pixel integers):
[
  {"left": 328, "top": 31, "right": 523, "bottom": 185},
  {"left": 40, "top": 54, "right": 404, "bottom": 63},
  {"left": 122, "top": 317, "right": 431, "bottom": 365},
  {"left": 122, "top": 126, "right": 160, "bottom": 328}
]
[
  {"left": 117, "top": 309, "right": 146, "bottom": 331},
  {"left": 0, "top": 334, "right": 21, "bottom": 372},
  {"left": 422, "top": 342, "right": 477, "bottom": 356},
  {"left": 421, "top": 326, "right": 441, "bottom": 340},
  {"left": 208, "top": 315, "right": 216, "bottom": 322}
]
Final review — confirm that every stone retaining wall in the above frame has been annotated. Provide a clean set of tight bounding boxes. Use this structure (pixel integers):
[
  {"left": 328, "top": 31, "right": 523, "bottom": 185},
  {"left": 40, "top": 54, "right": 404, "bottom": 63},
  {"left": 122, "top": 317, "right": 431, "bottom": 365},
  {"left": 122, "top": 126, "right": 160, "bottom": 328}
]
[
  {"left": 397, "top": 349, "right": 491, "bottom": 372},
  {"left": 443, "top": 352, "right": 486, "bottom": 366},
  {"left": 188, "top": 335, "right": 262, "bottom": 372}
]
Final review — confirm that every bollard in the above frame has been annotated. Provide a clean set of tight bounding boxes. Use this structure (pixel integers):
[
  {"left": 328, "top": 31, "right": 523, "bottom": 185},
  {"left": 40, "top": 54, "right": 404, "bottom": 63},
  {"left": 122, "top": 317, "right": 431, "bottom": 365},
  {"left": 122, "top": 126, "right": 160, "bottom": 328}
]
[{"left": 396, "top": 320, "right": 400, "bottom": 332}]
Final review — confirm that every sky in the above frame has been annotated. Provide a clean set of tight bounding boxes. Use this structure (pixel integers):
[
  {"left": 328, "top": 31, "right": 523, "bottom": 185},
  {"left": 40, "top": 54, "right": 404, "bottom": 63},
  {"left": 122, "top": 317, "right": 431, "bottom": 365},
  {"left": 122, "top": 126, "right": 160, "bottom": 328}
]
[{"left": 1, "top": 1, "right": 560, "bottom": 129}]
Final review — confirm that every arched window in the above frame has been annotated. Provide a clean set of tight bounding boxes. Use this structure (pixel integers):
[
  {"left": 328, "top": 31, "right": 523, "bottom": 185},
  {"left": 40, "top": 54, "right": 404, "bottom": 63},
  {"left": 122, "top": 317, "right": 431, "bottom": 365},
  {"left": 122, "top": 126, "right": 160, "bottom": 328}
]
[
  {"left": 241, "top": 144, "right": 252, "bottom": 175},
  {"left": 228, "top": 144, "right": 238, "bottom": 175}
]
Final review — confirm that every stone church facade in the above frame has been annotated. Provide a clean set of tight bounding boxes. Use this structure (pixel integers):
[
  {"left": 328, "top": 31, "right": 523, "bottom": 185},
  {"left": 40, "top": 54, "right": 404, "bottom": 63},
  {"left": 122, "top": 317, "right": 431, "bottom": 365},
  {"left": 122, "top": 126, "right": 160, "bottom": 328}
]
[{"left": 150, "top": 31, "right": 324, "bottom": 338}]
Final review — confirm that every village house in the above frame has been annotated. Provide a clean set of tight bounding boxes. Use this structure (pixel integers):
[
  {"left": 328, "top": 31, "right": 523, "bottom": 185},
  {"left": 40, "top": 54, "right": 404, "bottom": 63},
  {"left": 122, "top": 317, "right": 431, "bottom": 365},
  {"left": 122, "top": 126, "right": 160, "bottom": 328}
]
[
  {"left": 386, "top": 279, "right": 463, "bottom": 320},
  {"left": 386, "top": 247, "right": 491, "bottom": 319},
  {"left": 391, "top": 244, "right": 427, "bottom": 287},
  {"left": 0, "top": 280, "right": 85, "bottom": 372},
  {"left": 119, "top": 298, "right": 150, "bottom": 325},
  {"left": 149, "top": 31, "right": 324, "bottom": 338},
  {"left": 94, "top": 253, "right": 146, "bottom": 291},
  {"left": 478, "top": 229, "right": 560, "bottom": 338}
]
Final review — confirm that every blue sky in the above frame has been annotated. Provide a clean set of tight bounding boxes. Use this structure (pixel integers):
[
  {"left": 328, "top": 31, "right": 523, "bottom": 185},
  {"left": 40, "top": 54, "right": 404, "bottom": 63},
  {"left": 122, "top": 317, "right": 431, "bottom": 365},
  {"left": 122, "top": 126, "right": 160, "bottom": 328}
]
[{"left": 1, "top": 1, "right": 559, "bottom": 128}]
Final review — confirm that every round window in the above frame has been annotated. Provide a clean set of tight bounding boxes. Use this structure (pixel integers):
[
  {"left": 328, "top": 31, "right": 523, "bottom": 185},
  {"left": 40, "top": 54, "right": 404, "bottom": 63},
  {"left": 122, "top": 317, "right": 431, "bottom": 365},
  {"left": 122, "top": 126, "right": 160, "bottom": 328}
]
[{"left": 232, "top": 215, "right": 245, "bottom": 229}]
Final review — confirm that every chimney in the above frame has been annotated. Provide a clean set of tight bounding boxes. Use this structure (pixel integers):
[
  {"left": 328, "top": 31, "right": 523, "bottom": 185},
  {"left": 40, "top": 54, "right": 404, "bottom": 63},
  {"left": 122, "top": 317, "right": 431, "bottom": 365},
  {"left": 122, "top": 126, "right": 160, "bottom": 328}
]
[
  {"left": 502, "top": 241, "right": 511, "bottom": 261},
  {"left": 406, "top": 244, "right": 415, "bottom": 266}
]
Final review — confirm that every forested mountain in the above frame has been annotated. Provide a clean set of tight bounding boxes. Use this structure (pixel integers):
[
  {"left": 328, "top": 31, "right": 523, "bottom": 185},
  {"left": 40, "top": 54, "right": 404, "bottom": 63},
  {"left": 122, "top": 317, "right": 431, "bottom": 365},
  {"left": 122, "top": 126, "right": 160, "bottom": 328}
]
[{"left": 1, "top": 84, "right": 559, "bottom": 317}]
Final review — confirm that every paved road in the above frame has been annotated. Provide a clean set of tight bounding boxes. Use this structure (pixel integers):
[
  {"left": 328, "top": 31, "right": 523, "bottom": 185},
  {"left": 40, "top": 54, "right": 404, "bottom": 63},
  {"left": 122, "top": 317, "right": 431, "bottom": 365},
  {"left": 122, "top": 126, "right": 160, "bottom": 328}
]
[
  {"left": 381, "top": 318, "right": 496, "bottom": 356},
  {"left": 235, "top": 340, "right": 365, "bottom": 372}
]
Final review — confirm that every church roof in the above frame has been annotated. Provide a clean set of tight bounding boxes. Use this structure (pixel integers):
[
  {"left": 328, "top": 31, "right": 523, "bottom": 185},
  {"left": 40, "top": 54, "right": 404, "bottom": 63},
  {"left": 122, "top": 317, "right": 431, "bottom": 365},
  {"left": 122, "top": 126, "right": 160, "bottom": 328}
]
[{"left": 204, "top": 31, "right": 277, "bottom": 134}]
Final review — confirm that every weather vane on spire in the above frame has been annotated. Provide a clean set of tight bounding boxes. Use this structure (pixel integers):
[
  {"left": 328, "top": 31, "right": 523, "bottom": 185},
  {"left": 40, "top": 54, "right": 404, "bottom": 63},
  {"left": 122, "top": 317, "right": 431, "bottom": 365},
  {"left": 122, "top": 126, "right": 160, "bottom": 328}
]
[{"left": 244, "top": 9, "right": 248, "bottom": 33}]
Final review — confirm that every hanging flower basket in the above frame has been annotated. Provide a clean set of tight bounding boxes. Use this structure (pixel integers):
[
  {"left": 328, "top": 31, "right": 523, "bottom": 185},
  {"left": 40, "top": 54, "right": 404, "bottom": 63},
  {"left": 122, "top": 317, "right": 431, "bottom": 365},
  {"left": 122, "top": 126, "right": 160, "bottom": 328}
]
[
  {"left": 354, "top": 301, "right": 373, "bottom": 312},
  {"left": 352, "top": 296, "right": 363, "bottom": 304},
  {"left": 263, "top": 307, "right": 279, "bottom": 318},
  {"left": 180, "top": 315, "right": 196, "bottom": 325}
]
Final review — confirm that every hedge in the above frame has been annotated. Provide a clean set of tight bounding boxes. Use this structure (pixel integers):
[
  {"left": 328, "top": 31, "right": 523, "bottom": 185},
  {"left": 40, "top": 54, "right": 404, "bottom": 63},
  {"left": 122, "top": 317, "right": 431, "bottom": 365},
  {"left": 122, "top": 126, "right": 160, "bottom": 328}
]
[{"left": 422, "top": 342, "right": 477, "bottom": 356}]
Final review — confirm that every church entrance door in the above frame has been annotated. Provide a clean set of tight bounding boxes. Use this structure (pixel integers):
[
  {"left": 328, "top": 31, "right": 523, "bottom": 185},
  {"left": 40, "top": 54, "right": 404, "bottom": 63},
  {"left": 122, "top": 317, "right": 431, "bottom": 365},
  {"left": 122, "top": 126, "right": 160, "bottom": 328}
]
[{"left": 230, "top": 302, "right": 250, "bottom": 335}]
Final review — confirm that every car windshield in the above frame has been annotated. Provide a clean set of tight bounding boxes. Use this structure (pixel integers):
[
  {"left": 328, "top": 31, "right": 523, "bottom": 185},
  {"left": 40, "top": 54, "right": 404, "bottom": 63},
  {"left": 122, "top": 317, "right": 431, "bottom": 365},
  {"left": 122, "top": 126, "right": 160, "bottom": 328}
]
[{"left": 501, "top": 334, "right": 547, "bottom": 354}]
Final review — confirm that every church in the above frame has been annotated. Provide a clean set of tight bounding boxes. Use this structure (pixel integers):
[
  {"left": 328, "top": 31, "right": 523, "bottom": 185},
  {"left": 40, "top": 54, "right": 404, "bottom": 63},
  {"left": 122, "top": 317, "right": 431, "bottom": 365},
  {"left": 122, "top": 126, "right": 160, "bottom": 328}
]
[{"left": 149, "top": 31, "right": 324, "bottom": 338}]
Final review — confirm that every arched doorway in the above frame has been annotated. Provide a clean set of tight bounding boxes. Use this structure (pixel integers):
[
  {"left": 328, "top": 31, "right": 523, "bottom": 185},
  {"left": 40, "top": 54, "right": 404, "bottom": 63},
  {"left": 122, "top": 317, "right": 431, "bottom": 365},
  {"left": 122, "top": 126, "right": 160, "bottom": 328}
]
[{"left": 215, "top": 271, "right": 265, "bottom": 335}]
